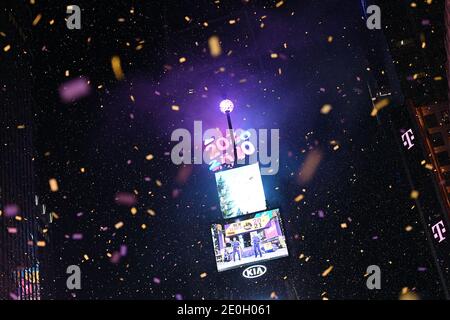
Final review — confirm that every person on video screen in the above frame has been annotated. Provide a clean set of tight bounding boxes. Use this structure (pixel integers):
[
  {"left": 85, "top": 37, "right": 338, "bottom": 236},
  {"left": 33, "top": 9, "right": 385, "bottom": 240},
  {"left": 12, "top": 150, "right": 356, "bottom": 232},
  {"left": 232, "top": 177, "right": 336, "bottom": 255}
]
[
  {"left": 231, "top": 237, "right": 241, "bottom": 262},
  {"left": 252, "top": 233, "right": 263, "bottom": 258}
]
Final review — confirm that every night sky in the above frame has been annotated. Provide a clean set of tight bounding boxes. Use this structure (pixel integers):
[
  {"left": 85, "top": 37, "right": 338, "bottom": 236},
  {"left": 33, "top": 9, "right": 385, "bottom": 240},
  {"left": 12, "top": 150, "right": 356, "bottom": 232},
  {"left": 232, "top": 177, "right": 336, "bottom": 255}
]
[{"left": 3, "top": 0, "right": 448, "bottom": 299}]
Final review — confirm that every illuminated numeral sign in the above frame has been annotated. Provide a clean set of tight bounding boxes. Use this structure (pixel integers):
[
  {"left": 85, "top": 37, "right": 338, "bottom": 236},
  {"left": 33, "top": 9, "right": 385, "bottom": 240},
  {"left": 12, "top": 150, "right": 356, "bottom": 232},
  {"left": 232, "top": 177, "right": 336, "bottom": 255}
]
[{"left": 205, "top": 129, "right": 256, "bottom": 172}]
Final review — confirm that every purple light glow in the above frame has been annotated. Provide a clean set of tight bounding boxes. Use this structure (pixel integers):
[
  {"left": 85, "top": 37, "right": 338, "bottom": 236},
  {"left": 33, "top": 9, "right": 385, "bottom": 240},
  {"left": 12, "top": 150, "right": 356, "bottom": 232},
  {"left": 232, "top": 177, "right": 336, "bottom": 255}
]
[{"left": 219, "top": 99, "right": 234, "bottom": 114}]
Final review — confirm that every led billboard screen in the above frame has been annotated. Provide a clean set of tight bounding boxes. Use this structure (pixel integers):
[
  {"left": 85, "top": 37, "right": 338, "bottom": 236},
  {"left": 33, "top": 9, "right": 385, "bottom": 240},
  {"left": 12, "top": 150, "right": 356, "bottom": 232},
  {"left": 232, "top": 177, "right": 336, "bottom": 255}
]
[
  {"left": 211, "top": 208, "right": 289, "bottom": 272},
  {"left": 215, "top": 163, "right": 266, "bottom": 219}
]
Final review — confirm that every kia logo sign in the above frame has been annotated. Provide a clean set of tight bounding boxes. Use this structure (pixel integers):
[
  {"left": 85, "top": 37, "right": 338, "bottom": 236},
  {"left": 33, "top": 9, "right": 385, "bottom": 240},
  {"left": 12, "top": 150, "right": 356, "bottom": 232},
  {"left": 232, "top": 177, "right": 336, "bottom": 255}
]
[{"left": 242, "top": 265, "right": 267, "bottom": 279}]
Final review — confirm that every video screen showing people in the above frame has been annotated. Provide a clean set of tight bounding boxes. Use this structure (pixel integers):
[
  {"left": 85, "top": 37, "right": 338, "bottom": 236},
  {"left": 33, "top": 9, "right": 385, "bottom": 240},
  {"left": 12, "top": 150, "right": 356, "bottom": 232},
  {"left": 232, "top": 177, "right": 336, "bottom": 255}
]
[
  {"left": 211, "top": 208, "right": 289, "bottom": 272},
  {"left": 215, "top": 163, "right": 266, "bottom": 219}
]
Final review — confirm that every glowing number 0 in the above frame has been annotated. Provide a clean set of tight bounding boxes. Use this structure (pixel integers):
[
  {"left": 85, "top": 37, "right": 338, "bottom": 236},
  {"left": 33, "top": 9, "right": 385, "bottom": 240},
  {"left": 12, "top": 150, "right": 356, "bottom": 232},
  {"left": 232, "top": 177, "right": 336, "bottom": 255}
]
[{"left": 241, "top": 141, "right": 255, "bottom": 155}]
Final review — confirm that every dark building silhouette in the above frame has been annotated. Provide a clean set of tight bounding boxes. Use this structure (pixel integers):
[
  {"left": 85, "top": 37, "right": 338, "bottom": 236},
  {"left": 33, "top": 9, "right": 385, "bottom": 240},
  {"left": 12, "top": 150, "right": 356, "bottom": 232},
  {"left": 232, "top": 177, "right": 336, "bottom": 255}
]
[{"left": 0, "top": 6, "right": 49, "bottom": 300}]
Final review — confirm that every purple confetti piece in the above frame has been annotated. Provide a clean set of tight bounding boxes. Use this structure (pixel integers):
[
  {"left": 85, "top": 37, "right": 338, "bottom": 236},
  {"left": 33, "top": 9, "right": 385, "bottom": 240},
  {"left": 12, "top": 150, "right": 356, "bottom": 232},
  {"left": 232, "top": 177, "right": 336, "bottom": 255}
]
[
  {"left": 4, "top": 204, "right": 19, "bottom": 217},
  {"left": 120, "top": 245, "right": 127, "bottom": 257},
  {"left": 114, "top": 192, "right": 137, "bottom": 206},
  {"left": 59, "top": 77, "right": 91, "bottom": 103},
  {"left": 72, "top": 233, "right": 83, "bottom": 240},
  {"left": 110, "top": 251, "right": 121, "bottom": 264},
  {"left": 418, "top": 267, "right": 427, "bottom": 272}
]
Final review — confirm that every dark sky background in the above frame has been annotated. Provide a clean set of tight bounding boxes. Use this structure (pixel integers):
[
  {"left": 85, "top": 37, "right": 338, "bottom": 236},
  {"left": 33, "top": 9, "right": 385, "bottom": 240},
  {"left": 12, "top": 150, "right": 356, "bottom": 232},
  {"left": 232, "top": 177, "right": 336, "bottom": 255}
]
[{"left": 6, "top": 0, "right": 447, "bottom": 299}]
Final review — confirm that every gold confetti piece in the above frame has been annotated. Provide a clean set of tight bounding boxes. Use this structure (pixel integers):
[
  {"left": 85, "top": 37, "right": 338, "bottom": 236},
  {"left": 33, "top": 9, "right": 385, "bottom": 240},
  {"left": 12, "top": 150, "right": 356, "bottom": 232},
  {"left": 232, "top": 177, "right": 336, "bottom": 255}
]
[
  {"left": 147, "top": 209, "right": 156, "bottom": 216},
  {"left": 320, "top": 104, "right": 332, "bottom": 114},
  {"left": 298, "top": 149, "right": 322, "bottom": 184},
  {"left": 399, "top": 287, "right": 420, "bottom": 300},
  {"left": 171, "top": 105, "right": 180, "bottom": 111},
  {"left": 49, "top": 19, "right": 55, "bottom": 25},
  {"left": 208, "top": 35, "right": 222, "bottom": 57},
  {"left": 410, "top": 190, "right": 419, "bottom": 199},
  {"left": 405, "top": 225, "right": 413, "bottom": 232},
  {"left": 184, "top": 16, "right": 191, "bottom": 22},
  {"left": 17, "top": 124, "right": 25, "bottom": 129},
  {"left": 15, "top": 216, "right": 22, "bottom": 221},
  {"left": 370, "top": 98, "right": 390, "bottom": 117},
  {"left": 32, "top": 14, "right": 42, "bottom": 26},
  {"left": 130, "top": 95, "right": 135, "bottom": 102},
  {"left": 294, "top": 194, "right": 304, "bottom": 202},
  {"left": 36, "top": 241, "right": 46, "bottom": 247},
  {"left": 179, "top": 57, "right": 186, "bottom": 63},
  {"left": 340, "top": 223, "right": 348, "bottom": 229},
  {"left": 111, "top": 55, "right": 125, "bottom": 80},
  {"left": 141, "top": 224, "right": 147, "bottom": 230},
  {"left": 51, "top": 212, "right": 59, "bottom": 220},
  {"left": 145, "top": 154, "right": 154, "bottom": 161},
  {"left": 49, "top": 178, "right": 59, "bottom": 192},
  {"left": 433, "top": 76, "right": 443, "bottom": 81},
  {"left": 275, "top": 1, "right": 284, "bottom": 8},
  {"left": 131, "top": 207, "right": 137, "bottom": 215},
  {"left": 229, "top": 19, "right": 236, "bottom": 25},
  {"left": 65, "top": 70, "right": 69, "bottom": 77},
  {"left": 115, "top": 221, "right": 124, "bottom": 229},
  {"left": 106, "top": 252, "right": 112, "bottom": 258},
  {"left": 156, "top": 180, "right": 162, "bottom": 187},
  {"left": 322, "top": 266, "right": 334, "bottom": 277},
  {"left": 3, "top": 45, "right": 11, "bottom": 52},
  {"left": 200, "top": 272, "right": 207, "bottom": 278},
  {"left": 424, "top": 163, "right": 433, "bottom": 170},
  {"left": 400, "top": 292, "right": 420, "bottom": 300},
  {"left": 270, "top": 53, "right": 278, "bottom": 59},
  {"left": 83, "top": 254, "right": 89, "bottom": 261},
  {"left": 327, "top": 36, "right": 333, "bottom": 43},
  {"left": 80, "top": 167, "right": 86, "bottom": 173}
]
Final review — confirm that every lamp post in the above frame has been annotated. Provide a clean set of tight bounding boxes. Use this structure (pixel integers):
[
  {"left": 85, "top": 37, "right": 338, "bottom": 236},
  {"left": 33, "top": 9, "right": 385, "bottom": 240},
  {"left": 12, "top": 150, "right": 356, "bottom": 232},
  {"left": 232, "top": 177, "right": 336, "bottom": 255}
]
[{"left": 220, "top": 99, "right": 238, "bottom": 166}]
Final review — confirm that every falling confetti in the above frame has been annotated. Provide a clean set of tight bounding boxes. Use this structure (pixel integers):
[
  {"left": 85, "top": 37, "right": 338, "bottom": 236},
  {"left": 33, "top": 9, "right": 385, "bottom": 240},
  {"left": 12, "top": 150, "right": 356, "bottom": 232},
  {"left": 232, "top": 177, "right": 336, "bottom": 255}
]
[
  {"left": 320, "top": 104, "right": 333, "bottom": 114},
  {"left": 410, "top": 190, "right": 420, "bottom": 199},
  {"left": 370, "top": 98, "right": 390, "bottom": 117},
  {"left": 321, "top": 266, "right": 334, "bottom": 277},
  {"left": 59, "top": 77, "right": 91, "bottom": 103},
  {"left": 208, "top": 35, "right": 222, "bottom": 57},
  {"left": 49, "top": 178, "right": 59, "bottom": 192},
  {"left": 111, "top": 55, "right": 125, "bottom": 80}
]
